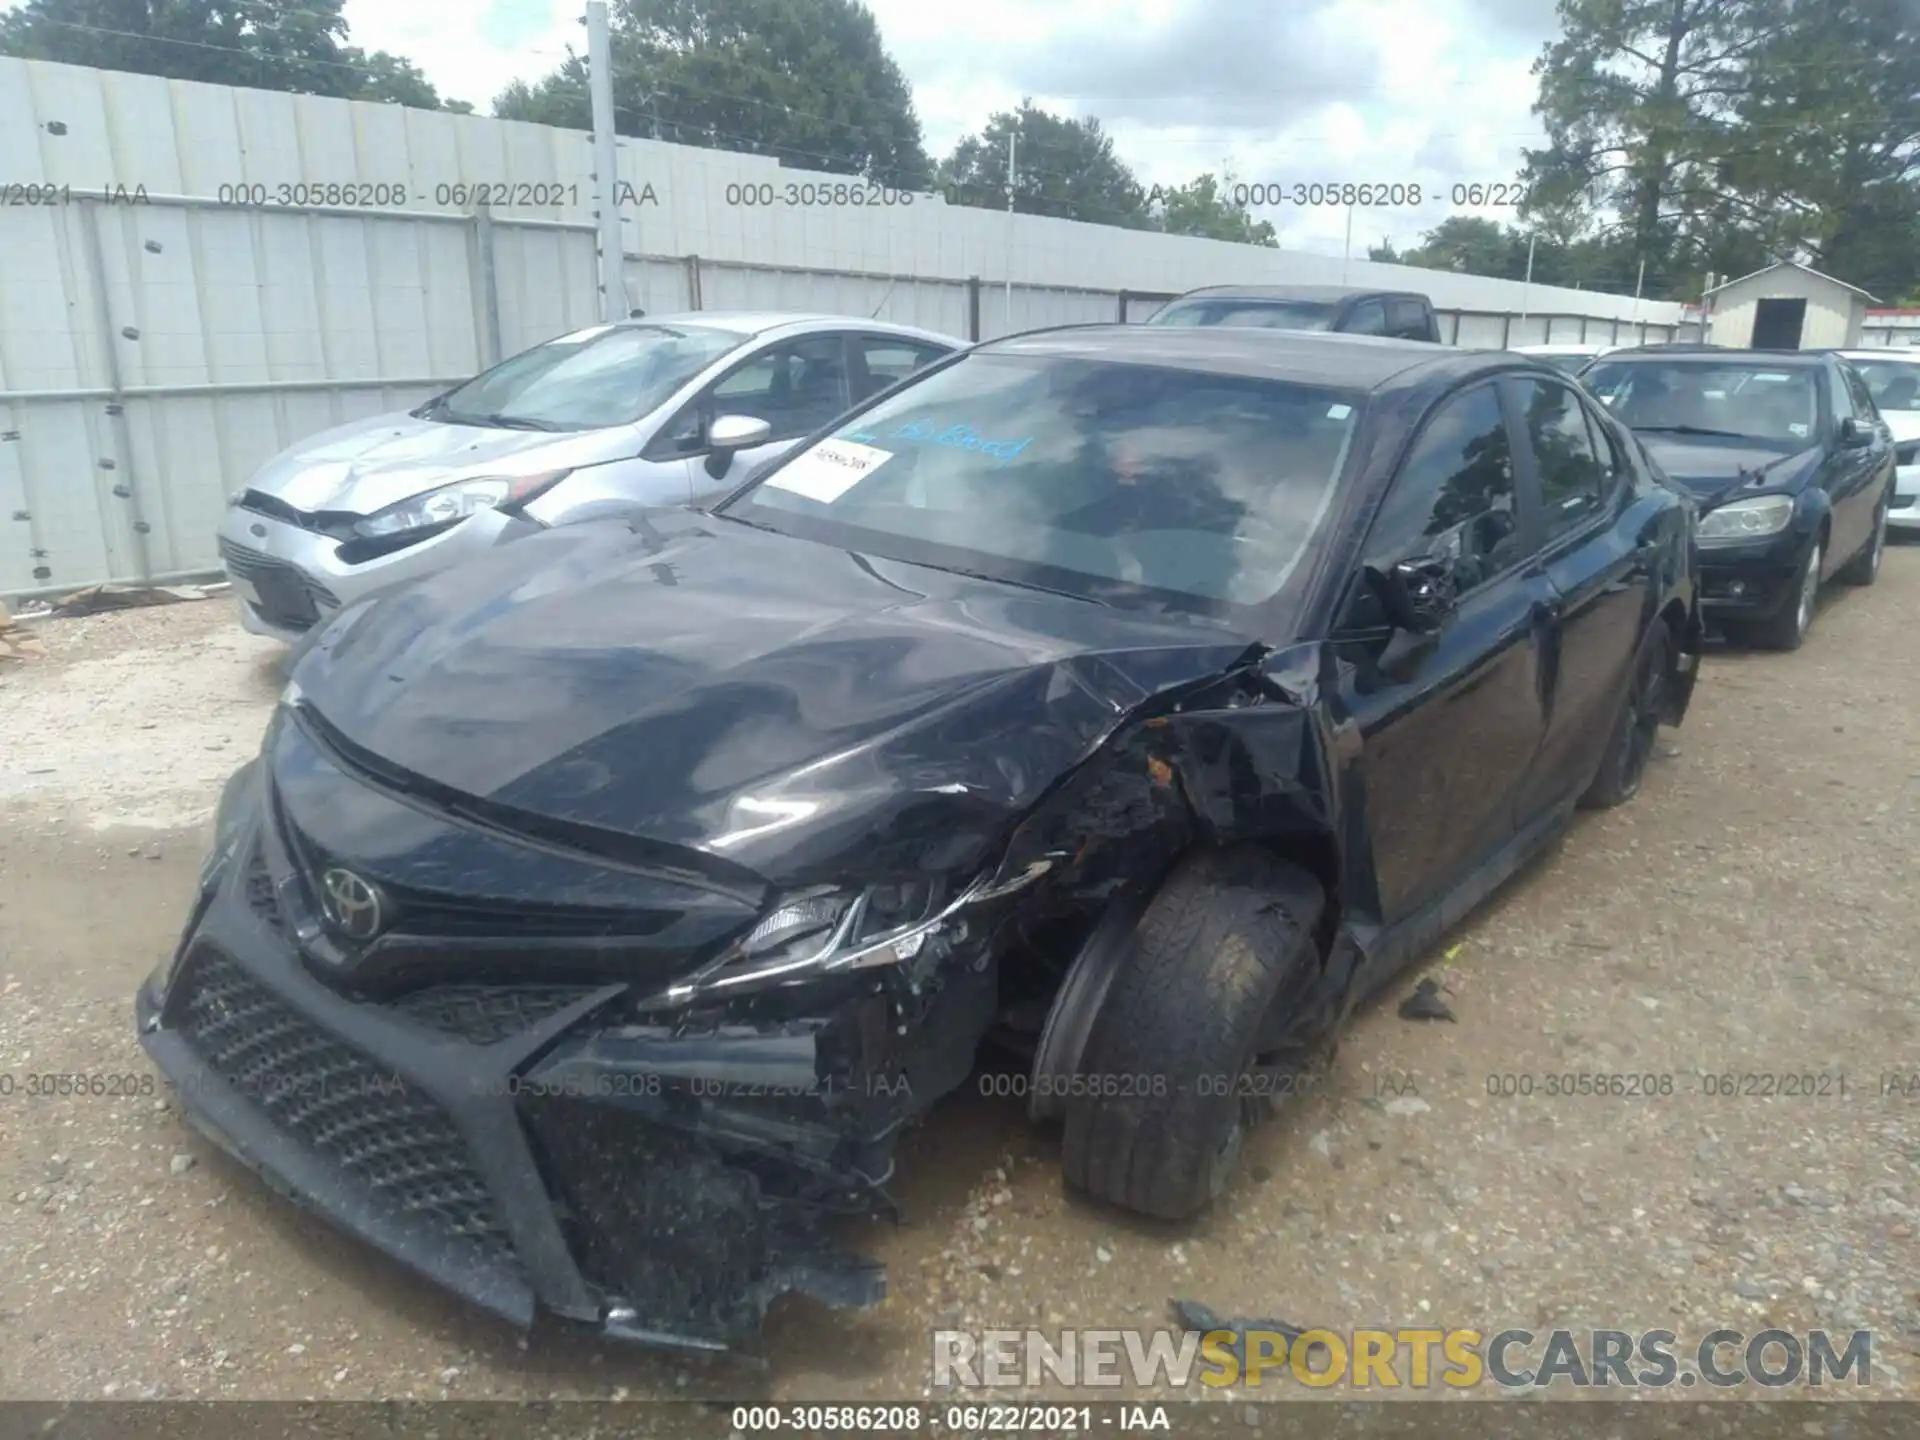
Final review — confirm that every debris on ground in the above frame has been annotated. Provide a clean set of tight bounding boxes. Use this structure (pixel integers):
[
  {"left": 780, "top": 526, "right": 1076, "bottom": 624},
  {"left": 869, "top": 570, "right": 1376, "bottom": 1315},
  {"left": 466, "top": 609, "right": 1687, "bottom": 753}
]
[
  {"left": 0, "top": 600, "right": 46, "bottom": 662},
  {"left": 47, "top": 582, "right": 222, "bottom": 617},
  {"left": 1396, "top": 977, "right": 1457, "bottom": 1023},
  {"left": 1168, "top": 1299, "right": 1330, "bottom": 1363}
]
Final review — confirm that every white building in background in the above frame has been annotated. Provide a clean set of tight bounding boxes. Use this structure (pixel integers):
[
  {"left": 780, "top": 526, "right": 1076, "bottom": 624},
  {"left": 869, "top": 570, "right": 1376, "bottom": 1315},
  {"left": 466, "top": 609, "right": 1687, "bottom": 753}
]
[{"left": 1700, "top": 260, "right": 1876, "bottom": 349}]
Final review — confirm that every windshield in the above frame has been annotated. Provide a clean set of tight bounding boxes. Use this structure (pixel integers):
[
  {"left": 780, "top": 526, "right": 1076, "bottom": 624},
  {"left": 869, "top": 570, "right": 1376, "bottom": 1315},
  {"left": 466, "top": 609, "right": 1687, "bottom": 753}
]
[
  {"left": 1850, "top": 359, "right": 1920, "bottom": 412},
  {"left": 718, "top": 353, "right": 1361, "bottom": 612},
  {"left": 422, "top": 323, "right": 743, "bottom": 431},
  {"left": 1581, "top": 361, "right": 1822, "bottom": 444},
  {"left": 1148, "top": 299, "right": 1338, "bottom": 331}
]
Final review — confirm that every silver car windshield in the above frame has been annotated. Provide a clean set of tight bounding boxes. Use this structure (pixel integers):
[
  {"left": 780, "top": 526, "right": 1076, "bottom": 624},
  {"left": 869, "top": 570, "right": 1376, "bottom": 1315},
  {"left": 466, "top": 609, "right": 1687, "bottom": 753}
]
[
  {"left": 720, "top": 353, "right": 1361, "bottom": 610},
  {"left": 1850, "top": 359, "right": 1920, "bottom": 412},
  {"left": 424, "top": 323, "right": 744, "bottom": 431},
  {"left": 1148, "top": 299, "right": 1337, "bottom": 331}
]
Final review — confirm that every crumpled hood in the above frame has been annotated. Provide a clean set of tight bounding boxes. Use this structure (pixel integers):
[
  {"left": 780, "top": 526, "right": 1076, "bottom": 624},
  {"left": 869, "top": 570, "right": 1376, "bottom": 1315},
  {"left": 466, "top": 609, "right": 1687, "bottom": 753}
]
[
  {"left": 292, "top": 511, "right": 1263, "bottom": 886},
  {"left": 1637, "top": 435, "right": 1820, "bottom": 506},
  {"left": 245, "top": 410, "right": 630, "bottom": 517}
]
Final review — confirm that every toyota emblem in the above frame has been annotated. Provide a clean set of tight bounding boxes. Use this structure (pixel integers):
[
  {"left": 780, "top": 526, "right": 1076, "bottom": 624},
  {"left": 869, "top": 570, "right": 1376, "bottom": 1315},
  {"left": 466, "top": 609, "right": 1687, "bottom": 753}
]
[{"left": 319, "top": 867, "right": 386, "bottom": 940}]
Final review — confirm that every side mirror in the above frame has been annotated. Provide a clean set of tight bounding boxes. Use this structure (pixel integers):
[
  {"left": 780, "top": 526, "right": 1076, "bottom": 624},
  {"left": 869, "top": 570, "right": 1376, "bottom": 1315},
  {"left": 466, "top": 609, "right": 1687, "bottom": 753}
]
[
  {"left": 704, "top": 413, "right": 773, "bottom": 479},
  {"left": 1839, "top": 417, "right": 1873, "bottom": 449},
  {"left": 1367, "top": 553, "right": 1459, "bottom": 635}
]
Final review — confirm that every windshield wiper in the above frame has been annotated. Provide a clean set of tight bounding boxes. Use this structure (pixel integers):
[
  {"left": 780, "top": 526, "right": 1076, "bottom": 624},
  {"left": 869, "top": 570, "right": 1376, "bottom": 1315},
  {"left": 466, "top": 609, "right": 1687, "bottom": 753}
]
[
  {"left": 464, "top": 411, "right": 567, "bottom": 432},
  {"left": 914, "top": 561, "right": 1108, "bottom": 605},
  {"left": 1632, "top": 424, "right": 1757, "bottom": 440}
]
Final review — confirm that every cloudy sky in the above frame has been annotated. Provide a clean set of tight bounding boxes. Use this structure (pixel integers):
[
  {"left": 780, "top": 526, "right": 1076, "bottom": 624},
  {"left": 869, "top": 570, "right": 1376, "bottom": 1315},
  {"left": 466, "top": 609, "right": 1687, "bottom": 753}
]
[{"left": 340, "top": 0, "right": 1565, "bottom": 255}]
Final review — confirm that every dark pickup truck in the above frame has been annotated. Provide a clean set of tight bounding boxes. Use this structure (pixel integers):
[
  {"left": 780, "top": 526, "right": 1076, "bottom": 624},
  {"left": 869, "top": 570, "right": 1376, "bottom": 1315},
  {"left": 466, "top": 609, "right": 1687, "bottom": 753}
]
[{"left": 1145, "top": 284, "right": 1442, "bottom": 342}]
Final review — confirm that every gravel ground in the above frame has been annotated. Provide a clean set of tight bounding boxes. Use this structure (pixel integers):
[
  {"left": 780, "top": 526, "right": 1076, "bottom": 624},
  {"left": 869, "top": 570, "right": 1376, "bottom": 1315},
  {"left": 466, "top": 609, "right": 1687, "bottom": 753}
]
[{"left": 1, "top": 563, "right": 1918, "bottom": 1407}]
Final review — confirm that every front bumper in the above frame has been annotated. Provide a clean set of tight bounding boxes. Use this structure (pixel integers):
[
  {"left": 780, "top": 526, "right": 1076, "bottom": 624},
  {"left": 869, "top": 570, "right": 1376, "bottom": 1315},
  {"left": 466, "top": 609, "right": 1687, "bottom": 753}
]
[
  {"left": 216, "top": 503, "right": 538, "bottom": 643},
  {"left": 136, "top": 827, "right": 989, "bottom": 1351},
  {"left": 1890, "top": 464, "right": 1920, "bottom": 532},
  {"left": 1696, "top": 530, "right": 1811, "bottom": 619}
]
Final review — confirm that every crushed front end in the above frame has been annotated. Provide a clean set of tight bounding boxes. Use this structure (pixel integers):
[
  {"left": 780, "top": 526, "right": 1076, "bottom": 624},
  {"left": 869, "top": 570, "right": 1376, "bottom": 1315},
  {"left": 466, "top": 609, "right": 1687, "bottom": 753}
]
[{"left": 136, "top": 713, "right": 1012, "bottom": 1354}]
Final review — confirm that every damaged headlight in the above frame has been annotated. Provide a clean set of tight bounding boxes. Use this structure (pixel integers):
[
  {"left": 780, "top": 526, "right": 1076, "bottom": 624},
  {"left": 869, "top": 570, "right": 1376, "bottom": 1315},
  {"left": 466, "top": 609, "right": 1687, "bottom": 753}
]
[
  {"left": 658, "top": 878, "right": 975, "bottom": 1004},
  {"left": 1697, "top": 494, "right": 1794, "bottom": 543}
]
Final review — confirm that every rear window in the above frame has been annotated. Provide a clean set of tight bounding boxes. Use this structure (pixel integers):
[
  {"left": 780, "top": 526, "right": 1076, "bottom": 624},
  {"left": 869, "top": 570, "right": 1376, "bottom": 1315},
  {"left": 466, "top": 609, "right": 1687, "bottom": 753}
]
[{"left": 722, "top": 352, "right": 1363, "bottom": 611}]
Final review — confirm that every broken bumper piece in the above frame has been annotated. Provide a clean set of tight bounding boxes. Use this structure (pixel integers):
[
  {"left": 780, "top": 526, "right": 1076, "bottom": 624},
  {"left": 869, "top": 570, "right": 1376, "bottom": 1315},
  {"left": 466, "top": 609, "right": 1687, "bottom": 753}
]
[{"left": 128, "top": 870, "right": 992, "bottom": 1352}]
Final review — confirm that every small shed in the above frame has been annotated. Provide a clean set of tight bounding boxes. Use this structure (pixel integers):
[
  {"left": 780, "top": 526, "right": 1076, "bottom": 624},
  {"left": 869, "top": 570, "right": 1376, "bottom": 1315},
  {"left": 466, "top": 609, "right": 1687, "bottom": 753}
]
[{"left": 1704, "top": 261, "right": 1878, "bottom": 350}]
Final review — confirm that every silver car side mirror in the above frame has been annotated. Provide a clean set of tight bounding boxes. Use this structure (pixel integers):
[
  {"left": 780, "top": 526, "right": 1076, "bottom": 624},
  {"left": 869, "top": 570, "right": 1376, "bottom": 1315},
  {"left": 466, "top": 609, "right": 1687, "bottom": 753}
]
[{"left": 705, "top": 414, "right": 774, "bottom": 479}]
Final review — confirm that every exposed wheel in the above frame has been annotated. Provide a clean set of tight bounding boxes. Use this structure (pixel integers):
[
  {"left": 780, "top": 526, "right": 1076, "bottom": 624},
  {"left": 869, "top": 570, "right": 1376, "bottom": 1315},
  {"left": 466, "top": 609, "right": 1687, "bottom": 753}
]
[
  {"left": 1838, "top": 497, "right": 1888, "bottom": 586},
  {"left": 1580, "top": 620, "right": 1670, "bottom": 809},
  {"left": 1751, "top": 535, "right": 1822, "bottom": 651},
  {"left": 1060, "top": 848, "right": 1323, "bottom": 1221}
]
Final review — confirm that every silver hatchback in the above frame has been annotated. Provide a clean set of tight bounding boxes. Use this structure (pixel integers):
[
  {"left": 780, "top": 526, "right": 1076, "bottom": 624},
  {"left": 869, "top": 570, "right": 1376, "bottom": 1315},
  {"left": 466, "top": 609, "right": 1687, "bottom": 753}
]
[{"left": 216, "top": 312, "right": 962, "bottom": 640}]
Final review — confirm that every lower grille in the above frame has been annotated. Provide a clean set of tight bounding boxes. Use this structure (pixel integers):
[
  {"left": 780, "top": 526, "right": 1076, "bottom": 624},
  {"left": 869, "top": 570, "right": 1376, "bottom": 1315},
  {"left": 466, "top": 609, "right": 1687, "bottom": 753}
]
[
  {"left": 217, "top": 538, "right": 341, "bottom": 631},
  {"left": 174, "top": 949, "right": 517, "bottom": 1267},
  {"left": 390, "top": 984, "right": 602, "bottom": 1045}
]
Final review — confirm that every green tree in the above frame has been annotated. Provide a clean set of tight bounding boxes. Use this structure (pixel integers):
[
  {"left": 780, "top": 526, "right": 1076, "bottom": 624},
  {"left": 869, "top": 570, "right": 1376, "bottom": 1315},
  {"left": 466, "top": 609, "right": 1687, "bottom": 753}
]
[
  {"left": 1728, "top": 0, "right": 1920, "bottom": 299},
  {"left": 494, "top": 0, "right": 931, "bottom": 188},
  {"left": 0, "top": 0, "right": 462, "bottom": 108},
  {"left": 939, "top": 101, "right": 1148, "bottom": 227},
  {"left": 1147, "top": 172, "right": 1277, "bottom": 245},
  {"left": 1520, "top": 0, "right": 1782, "bottom": 277}
]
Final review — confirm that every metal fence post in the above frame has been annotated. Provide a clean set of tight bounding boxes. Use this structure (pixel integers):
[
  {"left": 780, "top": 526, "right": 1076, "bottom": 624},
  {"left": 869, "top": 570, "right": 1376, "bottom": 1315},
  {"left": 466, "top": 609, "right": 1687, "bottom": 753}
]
[
  {"left": 686, "top": 254, "right": 703, "bottom": 310},
  {"left": 473, "top": 203, "right": 503, "bottom": 366},
  {"left": 967, "top": 276, "right": 981, "bottom": 342},
  {"left": 1117, "top": 289, "right": 1132, "bottom": 323},
  {"left": 78, "top": 197, "right": 154, "bottom": 585}
]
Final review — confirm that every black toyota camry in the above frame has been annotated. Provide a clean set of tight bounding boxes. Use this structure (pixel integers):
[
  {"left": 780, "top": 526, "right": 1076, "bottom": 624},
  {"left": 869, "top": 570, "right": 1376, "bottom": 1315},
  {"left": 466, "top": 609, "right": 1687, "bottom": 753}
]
[
  {"left": 1579, "top": 349, "right": 1894, "bottom": 650},
  {"left": 138, "top": 326, "right": 1703, "bottom": 1353}
]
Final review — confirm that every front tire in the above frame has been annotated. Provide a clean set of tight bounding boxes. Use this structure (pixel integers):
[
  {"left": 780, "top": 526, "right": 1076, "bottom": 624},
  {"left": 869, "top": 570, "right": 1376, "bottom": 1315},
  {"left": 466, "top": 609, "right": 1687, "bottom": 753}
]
[
  {"left": 1750, "top": 535, "right": 1822, "bottom": 651},
  {"left": 1581, "top": 620, "right": 1670, "bottom": 809},
  {"left": 1060, "top": 848, "right": 1322, "bottom": 1221}
]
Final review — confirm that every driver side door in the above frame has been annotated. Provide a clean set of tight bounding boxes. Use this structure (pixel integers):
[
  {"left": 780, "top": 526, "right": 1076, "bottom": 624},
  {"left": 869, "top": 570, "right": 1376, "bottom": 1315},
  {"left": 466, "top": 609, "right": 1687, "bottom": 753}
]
[{"left": 1331, "top": 379, "right": 1555, "bottom": 941}]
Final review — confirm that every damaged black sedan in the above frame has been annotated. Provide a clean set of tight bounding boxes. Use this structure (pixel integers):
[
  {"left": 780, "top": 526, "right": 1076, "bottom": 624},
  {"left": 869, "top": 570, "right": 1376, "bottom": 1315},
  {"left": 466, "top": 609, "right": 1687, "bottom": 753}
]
[{"left": 137, "top": 327, "right": 1702, "bottom": 1354}]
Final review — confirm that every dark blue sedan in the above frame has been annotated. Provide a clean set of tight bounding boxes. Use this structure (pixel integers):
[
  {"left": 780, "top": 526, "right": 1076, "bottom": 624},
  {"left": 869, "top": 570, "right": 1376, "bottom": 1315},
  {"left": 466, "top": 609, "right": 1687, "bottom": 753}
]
[{"left": 1580, "top": 350, "right": 1894, "bottom": 649}]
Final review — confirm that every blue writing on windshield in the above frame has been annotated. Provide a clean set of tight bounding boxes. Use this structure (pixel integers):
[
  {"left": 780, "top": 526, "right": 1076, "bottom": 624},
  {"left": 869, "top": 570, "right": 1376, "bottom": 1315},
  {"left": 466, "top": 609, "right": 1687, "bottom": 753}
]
[{"left": 843, "top": 418, "right": 1031, "bottom": 465}]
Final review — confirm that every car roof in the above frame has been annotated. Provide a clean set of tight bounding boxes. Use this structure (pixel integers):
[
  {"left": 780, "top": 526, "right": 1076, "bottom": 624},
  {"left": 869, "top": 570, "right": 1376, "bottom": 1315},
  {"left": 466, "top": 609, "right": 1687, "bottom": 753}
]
[
  {"left": 1514, "top": 343, "right": 1613, "bottom": 353},
  {"left": 975, "top": 323, "right": 1515, "bottom": 392},
  {"left": 1828, "top": 348, "right": 1920, "bottom": 361},
  {"left": 1168, "top": 285, "right": 1425, "bottom": 304},
  {"left": 1594, "top": 348, "right": 1831, "bottom": 366},
  {"left": 615, "top": 311, "right": 959, "bottom": 345}
]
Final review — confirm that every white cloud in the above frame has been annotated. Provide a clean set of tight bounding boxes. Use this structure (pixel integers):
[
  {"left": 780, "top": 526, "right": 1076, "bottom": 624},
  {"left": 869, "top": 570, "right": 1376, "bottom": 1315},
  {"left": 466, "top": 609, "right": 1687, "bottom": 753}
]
[{"left": 352, "top": 0, "right": 1553, "bottom": 251}]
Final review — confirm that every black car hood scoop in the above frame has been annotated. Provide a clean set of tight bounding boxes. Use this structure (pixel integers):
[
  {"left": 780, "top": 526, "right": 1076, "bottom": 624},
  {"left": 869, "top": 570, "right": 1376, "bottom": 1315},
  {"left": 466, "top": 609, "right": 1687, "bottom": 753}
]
[{"left": 292, "top": 513, "right": 1259, "bottom": 887}]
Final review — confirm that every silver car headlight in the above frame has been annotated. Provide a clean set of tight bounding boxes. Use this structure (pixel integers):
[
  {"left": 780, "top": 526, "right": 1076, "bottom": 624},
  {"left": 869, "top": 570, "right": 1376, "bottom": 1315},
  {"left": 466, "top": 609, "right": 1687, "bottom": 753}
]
[
  {"left": 1697, "top": 494, "right": 1795, "bottom": 543},
  {"left": 354, "top": 470, "right": 572, "bottom": 539}
]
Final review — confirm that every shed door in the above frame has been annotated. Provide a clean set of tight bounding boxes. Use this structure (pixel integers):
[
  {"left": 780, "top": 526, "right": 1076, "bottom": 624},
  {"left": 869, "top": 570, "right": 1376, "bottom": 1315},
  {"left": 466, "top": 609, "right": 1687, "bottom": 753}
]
[{"left": 1753, "top": 297, "right": 1807, "bottom": 350}]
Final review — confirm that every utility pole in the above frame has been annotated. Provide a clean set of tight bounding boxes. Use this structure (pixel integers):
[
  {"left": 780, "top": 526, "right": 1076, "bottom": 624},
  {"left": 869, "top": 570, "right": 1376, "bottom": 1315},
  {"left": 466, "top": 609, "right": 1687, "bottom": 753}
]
[
  {"left": 1005, "top": 131, "right": 1017, "bottom": 333},
  {"left": 1519, "top": 233, "right": 1537, "bottom": 322},
  {"left": 1341, "top": 204, "right": 1353, "bottom": 283},
  {"left": 586, "top": 0, "right": 628, "bottom": 321}
]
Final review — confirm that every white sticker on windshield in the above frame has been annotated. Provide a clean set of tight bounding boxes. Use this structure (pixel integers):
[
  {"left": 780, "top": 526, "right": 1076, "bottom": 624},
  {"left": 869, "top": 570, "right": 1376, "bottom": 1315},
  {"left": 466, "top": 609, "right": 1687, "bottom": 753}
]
[
  {"left": 1789, "top": 422, "right": 1809, "bottom": 437},
  {"left": 765, "top": 438, "right": 894, "bottom": 503},
  {"left": 1327, "top": 404, "right": 1353, "bottom": 419}
]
